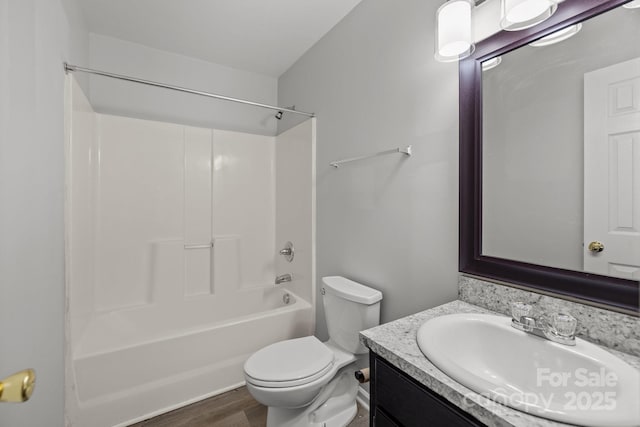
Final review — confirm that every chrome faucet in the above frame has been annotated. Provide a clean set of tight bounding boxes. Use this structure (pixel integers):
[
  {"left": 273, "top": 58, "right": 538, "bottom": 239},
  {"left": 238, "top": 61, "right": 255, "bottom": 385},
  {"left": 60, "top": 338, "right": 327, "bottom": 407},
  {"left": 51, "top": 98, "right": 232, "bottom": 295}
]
[
  {"left": 510, "top": 302, "right": 577, "bottom": 346},
  {"left": 275, "top": 273, "right": 292, "bottom": 285}
]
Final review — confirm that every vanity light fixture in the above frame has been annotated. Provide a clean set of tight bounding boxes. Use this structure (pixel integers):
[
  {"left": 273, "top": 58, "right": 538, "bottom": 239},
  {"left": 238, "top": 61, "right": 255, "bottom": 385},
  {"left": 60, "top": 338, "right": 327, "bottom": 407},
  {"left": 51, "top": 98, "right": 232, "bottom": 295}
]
[
  {"left": 481, "top": 56, "right": 502, "bottom": 70},
  {"left": 528, "top": 23, "right": 582, "bottom": 46},
  {"left": 434, "top": 0, "right": 569, "bottom": 63},
  {"left": 500, "top": 0, "right": 563, "bottom": 31},
  {"left": 622, "top": 0, "right": 640, "bottom": 8},
  {"left": 435, "top": 0, "right": 475, "bottom": 62}
]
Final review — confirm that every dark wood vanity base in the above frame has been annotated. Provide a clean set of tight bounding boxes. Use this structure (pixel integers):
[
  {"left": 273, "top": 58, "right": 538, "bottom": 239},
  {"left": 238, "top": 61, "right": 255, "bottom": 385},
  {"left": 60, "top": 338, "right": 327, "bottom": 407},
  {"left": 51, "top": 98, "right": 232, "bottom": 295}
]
[{"left": 369, "top": 352, "right": 486, "bottom": 427}]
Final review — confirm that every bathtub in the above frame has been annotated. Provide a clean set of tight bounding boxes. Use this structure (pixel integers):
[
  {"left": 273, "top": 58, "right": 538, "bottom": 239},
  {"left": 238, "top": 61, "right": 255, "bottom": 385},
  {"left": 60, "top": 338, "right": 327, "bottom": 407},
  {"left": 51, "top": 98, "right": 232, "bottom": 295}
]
[{"left": 67, "top": 287, "right": 313, "bottom": 427}]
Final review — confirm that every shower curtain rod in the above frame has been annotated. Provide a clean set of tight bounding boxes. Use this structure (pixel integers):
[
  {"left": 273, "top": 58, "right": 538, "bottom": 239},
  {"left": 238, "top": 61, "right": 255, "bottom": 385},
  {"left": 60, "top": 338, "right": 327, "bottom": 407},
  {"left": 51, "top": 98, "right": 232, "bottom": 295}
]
[{"left": 64, "top": 63, "right": 315, "bottom": 118}]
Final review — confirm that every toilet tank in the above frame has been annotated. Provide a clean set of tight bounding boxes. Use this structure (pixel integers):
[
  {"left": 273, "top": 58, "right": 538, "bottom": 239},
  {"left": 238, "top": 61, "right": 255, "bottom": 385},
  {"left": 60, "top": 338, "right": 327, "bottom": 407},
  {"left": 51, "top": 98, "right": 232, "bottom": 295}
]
[{"left": 321, "top": 276, "right": 382, "bottom": 354}]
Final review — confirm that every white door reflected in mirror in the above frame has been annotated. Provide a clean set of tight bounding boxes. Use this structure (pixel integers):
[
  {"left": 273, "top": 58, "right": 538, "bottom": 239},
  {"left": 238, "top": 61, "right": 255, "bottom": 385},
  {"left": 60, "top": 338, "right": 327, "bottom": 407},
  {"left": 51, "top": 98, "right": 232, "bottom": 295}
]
[{"left": 584, "top": 58, "right": 640, "bottom": 280}]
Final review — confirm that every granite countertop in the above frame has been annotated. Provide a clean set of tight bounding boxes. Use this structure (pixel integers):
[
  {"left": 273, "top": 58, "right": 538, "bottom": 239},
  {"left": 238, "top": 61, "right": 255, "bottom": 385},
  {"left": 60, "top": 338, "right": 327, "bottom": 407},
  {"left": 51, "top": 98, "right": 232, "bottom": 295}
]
[{"left": 359, "top": 300, "right": 640, "bottom": 427}]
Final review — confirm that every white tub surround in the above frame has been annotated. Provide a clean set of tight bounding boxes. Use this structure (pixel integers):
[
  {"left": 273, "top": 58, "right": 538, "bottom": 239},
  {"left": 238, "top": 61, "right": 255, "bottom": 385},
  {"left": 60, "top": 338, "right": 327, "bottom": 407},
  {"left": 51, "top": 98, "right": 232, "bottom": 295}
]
[
  {"left": 65, "top": 78, "right": 316, "bottom": 426},
  {"left": 275, "top": 119, "right": 316, "bottom": 306}
]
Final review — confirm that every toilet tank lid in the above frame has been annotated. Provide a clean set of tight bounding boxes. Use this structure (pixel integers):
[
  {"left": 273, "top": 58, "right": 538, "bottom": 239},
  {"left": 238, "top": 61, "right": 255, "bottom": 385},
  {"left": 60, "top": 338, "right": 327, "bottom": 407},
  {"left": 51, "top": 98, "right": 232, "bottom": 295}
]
[{"left": 321, "top": 276, "right": 382, "bottom": 305}]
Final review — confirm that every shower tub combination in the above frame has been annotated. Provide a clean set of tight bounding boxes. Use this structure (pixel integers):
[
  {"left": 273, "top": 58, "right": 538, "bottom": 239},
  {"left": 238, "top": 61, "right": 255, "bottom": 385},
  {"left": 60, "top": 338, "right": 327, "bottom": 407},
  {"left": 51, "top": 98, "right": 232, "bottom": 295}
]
[
  {"left": 65, "top": 77, "right": 316, "bottom": 426},
  {"left": 71, "top": 288, "right": 312, "bottom": 426}
]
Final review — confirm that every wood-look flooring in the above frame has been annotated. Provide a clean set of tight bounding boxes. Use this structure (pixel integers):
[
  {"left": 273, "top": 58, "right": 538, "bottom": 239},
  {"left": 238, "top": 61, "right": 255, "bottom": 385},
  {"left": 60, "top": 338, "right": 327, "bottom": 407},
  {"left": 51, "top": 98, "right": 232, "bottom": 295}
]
[{"left": 131, "top": 386, "right": 369, "bottom": 427}]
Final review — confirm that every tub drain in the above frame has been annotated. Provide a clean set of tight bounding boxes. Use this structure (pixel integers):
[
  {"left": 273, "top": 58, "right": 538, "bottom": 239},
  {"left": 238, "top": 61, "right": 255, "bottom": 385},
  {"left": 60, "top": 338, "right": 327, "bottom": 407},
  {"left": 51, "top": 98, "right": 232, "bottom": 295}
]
[{"left": 282, "top": 293, "right": 291, "bottom": 305}]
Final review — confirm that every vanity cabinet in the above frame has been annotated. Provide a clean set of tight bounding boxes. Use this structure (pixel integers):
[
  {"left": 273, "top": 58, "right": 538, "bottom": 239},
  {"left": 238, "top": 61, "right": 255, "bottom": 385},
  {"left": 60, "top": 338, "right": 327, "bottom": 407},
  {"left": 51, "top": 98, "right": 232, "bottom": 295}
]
[{"left": 369, "top": 352, "right": 486, "bottom": 427}]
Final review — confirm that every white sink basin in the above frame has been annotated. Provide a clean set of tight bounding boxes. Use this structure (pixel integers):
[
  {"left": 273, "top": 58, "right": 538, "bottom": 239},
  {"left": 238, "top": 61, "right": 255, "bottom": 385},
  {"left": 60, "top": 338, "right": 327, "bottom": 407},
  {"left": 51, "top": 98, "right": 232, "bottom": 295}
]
[{"left": 417, "top": 313, "right": 640, "bottom": 427}]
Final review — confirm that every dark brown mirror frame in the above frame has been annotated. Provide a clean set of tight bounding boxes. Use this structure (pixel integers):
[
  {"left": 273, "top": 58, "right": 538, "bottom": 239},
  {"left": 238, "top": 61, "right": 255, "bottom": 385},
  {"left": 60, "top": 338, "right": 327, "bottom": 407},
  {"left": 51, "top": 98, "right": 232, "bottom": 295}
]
[{"left": 459, "top": 0, "right": 639, "bottom": 313}]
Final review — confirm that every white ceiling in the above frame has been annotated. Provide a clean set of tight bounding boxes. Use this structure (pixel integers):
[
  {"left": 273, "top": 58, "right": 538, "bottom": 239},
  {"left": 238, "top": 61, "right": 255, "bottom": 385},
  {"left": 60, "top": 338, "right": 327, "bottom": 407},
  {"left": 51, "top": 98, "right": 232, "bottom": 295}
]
[{"left": 79, "top": 0, "right": 363, "bottom": 77}]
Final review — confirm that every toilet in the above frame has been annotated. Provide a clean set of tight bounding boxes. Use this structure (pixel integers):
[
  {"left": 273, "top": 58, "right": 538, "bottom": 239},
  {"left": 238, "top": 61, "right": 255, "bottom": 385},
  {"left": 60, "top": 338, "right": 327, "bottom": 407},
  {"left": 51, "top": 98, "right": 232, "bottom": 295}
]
[{"left": 243, "top": 276, "right": 382, "bottom": 427}]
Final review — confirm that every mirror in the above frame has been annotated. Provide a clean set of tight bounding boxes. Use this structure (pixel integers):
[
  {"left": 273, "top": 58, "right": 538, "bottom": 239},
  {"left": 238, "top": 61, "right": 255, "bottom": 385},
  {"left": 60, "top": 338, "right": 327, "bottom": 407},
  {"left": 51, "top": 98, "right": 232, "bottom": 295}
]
[
  {"left": 482, "top": 3, "right": 640, "bottom": 278},
  {"left": 459, "top": 0, "right": 639, "bottom": 312}
]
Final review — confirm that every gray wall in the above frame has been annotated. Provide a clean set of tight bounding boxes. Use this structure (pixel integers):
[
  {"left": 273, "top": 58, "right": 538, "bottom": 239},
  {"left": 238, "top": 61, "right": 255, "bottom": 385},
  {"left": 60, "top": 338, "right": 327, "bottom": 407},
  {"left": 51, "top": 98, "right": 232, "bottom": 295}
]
[
  {"left": 482, "top": 6, "right": 640, "bottom": 272},
  {"left": 88, "top": 34, "right": 279, "bottom": 136},
  {"left": 278, "top": 0, "right": 460, "bottom": 339},
  {"left": 0, "top": 0, "right": 88, "bottom": 426}
]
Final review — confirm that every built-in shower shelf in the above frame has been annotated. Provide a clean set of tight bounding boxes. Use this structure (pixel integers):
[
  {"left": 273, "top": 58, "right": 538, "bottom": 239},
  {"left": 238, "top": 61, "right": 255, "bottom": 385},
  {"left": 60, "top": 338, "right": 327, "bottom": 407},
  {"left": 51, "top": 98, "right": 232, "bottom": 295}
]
[{"left": 184, "top": 243, "right": 213, "bottom": 249}]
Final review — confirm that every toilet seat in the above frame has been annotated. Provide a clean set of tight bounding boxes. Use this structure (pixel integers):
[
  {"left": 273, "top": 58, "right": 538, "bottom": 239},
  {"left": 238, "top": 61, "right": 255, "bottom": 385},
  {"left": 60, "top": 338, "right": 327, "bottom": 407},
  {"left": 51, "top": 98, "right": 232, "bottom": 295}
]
[{"left": 244, "top": 336, "right": 335, "bottom": 388}]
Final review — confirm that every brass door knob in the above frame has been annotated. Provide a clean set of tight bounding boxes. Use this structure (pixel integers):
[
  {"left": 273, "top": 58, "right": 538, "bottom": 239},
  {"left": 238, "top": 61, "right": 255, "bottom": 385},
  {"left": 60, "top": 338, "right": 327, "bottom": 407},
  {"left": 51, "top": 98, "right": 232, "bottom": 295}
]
[
  {"left": 0, "top": 369, "right": 36, "bottom": 403},
  {"left": 588, "top": 241, "right": 605, "bottom": 253}
]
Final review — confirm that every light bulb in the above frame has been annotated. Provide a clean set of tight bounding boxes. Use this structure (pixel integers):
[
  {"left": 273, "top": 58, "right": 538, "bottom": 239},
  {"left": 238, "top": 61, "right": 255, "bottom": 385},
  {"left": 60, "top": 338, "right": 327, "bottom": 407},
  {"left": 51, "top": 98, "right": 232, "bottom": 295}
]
[
  {"left": 501, "top": 0, "right": 562, "bottom": 31},
  {"left": 482, "top": 56, "right": 502, "bottom": 71},
  {"left": 529, "top": 23, "right": 582, "bottom": 47},
  {"left": 435, "top": 0, "right": 475, "bottom": 62}
]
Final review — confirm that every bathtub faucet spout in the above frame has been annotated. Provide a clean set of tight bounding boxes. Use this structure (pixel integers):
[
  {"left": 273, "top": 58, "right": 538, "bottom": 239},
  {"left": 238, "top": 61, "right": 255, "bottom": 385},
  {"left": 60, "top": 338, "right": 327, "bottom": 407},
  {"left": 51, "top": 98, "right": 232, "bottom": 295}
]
[{"left": 275, "top": 274, "right": 292, "bottom": 285}]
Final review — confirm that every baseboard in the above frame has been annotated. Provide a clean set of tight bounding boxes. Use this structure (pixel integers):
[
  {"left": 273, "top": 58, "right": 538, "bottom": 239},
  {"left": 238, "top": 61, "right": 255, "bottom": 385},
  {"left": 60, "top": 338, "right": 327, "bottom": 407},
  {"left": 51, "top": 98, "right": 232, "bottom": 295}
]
[
  {"left": 114, "top": 381, "right": 370, "bottom": 426},
  {"left": 113, "top": 381, "right": 246, "bottom": 427},
  {"left": 356, "top": 386, "right": 370, "bottom": 412}
]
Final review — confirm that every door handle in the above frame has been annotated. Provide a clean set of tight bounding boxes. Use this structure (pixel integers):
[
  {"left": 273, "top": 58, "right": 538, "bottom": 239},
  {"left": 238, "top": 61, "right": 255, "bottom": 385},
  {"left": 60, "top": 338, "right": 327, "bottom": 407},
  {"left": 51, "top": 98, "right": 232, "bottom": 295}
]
[
  {"left": 0, "top": 369, "right": 36, "bottom": 402},
  {"left": 588, "top": 241, "right": 605, "bottom": 253}
]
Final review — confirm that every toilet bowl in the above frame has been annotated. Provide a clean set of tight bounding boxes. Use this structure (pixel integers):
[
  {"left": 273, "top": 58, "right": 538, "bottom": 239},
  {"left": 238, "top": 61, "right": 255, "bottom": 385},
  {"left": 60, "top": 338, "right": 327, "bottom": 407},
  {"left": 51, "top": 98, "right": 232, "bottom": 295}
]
[
  {"left": 245, "top": 338, "right": 355, "bottom": 409},
  {"left": 243, "top": 276, "right": 382, "bottom": 427}
]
